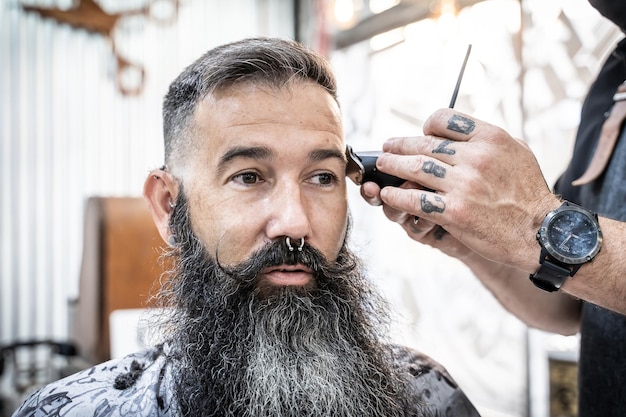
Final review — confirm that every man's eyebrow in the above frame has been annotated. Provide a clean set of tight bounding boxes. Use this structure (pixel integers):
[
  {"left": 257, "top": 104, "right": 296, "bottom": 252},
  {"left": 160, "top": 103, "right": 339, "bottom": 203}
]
[
  {"left": 217, "top": 146, "right": 273, "bottom": 175},
  {"left": 309, "top": 148, "right": 347, "bottom": 164},
  {"left": 216, "top": 146, "right": 346, "bottom": 176}
]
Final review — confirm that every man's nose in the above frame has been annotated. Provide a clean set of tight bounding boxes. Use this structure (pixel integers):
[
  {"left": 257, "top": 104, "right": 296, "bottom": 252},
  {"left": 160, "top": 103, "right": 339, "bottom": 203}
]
[{"left": 265, "top": 182, "right": 311, "bottom": 241}]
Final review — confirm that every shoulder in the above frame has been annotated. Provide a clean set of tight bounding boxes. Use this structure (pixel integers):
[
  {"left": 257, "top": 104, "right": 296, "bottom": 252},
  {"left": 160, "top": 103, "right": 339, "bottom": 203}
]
[
  {"left": 12, "top": 346, "right": 174, "bottom": 417},
  {"left": 391, "top": 344, "right": 482, "bottom": 417}
]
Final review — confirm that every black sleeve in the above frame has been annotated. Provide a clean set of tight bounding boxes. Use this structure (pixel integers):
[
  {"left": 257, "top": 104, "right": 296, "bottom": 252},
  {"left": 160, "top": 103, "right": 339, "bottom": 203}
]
[{"left": 555, "top": 38, "right": 626, "bottom": 201}]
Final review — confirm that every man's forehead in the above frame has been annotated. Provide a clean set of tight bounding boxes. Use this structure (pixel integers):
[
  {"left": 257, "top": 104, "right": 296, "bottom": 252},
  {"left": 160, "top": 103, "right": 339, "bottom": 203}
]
[
  {"left": 195, "top": 82, "right": 341, "bottom": 124},
  {"left": 188, "top": 82, "right": 344, "bottom": 156}
]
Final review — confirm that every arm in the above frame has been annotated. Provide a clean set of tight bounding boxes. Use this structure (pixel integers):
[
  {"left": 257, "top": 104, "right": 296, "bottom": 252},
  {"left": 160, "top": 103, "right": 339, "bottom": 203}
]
[
  {"left": 458, "top": 217, "right": 626, "bottom": 329},
  {"left": 460, "top": 250, "right": 582, "bottom": 335},
  {"left": 363, "top": 180, "right": 582, "bottom": 334},
  {"left": 362, "top": 108, "right": 626, "bottom": 329}
]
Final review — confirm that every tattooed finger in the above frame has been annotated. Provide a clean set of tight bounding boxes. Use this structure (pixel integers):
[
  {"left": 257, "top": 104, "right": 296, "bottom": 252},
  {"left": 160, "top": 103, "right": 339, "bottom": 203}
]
[
  {"left": 432, "top": 139, "right": 456, "bottom": 155},
  {"left": 447, "top": 114, "right": 475, "bottom": 135},
  {"left": 420, "top": 194, "right": 445, "bottom": 214},
  {"left": 433, "top": 226, "right": 447, "bottom": 240},
  {"left": 422, "top": 160, "right": 446, "bottom": 178}
]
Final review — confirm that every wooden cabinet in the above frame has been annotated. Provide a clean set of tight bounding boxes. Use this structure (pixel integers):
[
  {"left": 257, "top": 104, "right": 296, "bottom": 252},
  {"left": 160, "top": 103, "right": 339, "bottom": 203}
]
[{"left": 73, "top": 197, "right": 169, "bottom": 364}]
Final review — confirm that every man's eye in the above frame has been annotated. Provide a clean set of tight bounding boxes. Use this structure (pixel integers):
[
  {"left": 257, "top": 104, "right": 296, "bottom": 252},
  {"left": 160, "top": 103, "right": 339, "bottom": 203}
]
[
  {"left": 311, "top": 172, "right": 338, "bottom": 186},
  {"left": 232, "top": 172, "right": 262, "bottom": 185}
]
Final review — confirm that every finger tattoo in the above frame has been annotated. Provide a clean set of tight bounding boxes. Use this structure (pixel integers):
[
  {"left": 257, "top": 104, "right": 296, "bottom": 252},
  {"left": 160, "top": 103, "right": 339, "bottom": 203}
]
[
  {"left": 420, "top": 194, "right": 445, "bottom": 214},
  {"left": 433, "top": 226, "right": 447, "bottom": 240},
  {"left": 432, "top": 140, "right": 456, "bottom": 155},
  {"left": 447, "top": 115, "right": 475, "bottom": 135},
  {"left": 422, "top": 161, "right": 446, "bottom": 178}
]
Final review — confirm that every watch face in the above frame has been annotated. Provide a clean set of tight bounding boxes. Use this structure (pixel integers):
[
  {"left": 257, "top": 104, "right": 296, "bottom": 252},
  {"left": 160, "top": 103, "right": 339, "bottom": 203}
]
[{"left": 541, "top": 207, "right": 602, "bottom": 264}]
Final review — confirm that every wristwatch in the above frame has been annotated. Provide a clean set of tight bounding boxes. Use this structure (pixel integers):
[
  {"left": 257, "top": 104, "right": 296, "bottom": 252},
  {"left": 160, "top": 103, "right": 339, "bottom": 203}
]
[{"left": 530, "top": 201, "right": 603, "bottom": 292}]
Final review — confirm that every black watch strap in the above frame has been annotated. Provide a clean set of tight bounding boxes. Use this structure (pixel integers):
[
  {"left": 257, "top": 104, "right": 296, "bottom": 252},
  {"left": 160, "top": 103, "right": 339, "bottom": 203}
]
[{"left": 529, "top": 258, "right": 572, "bottom": 292}]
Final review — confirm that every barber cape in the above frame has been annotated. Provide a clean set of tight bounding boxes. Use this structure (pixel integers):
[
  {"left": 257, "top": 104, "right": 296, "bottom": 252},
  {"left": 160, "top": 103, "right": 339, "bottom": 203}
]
[{"left": 12, "top": 343, "right": 480, "bottom": 417}]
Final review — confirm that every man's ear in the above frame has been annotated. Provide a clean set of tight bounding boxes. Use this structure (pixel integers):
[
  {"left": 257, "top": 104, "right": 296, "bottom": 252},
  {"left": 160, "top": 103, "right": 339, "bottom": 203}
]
[{"left": 144, "top": 169, "right": 179, "bottom": 245}]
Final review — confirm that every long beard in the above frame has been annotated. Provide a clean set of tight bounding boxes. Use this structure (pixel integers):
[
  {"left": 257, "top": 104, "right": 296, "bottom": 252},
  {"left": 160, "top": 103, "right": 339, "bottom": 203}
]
[{"left": 154, "top": 191, "right": 412, "bottom": 417}]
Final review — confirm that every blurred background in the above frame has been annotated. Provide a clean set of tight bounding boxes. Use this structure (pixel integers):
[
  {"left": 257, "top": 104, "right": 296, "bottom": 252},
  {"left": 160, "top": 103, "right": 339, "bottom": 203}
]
[{"left": 0, "top": 0, "right": 622, "bottom": 416}]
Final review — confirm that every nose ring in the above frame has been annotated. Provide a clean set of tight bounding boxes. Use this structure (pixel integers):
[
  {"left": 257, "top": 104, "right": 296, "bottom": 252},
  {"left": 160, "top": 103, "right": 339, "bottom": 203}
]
[{"left": 285, "top": 236, "right": 305, "bottom": 252}]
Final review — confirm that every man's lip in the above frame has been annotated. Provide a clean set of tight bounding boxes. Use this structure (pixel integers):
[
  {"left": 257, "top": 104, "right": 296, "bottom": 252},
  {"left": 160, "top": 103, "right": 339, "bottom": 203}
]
[
  {"left": 261, "top": 264, "right": 315, "bottom": 286},
  {"left": 262, "top": 264, "right": 315, "bottom": 274}
]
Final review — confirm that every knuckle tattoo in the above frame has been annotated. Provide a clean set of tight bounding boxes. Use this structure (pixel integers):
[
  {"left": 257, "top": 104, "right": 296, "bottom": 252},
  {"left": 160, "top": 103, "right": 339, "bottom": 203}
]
[
  {"left": 422, "top": 160, "right": 446, "bottom": 178},
  {"left": 447, "top": 114, "right": 475, "bottom": 135},
  {"left": 420, "top": 194, "right": 445, "bottom": 214},
  {"left": 432, "top": 139, "right": 456, "bottom": 155},
  {"left": 433, "top": 226, "right": 447, "bottom": 240}
]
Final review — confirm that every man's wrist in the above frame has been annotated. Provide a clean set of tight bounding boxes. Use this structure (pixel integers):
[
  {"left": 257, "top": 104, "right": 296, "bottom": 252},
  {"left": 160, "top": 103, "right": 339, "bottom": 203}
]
[
  {"left": 529, "top": 201, "right": 603, "bottom": 292},
  {"left": 524, "top": 196, "right": 563, "bottom": 273}
]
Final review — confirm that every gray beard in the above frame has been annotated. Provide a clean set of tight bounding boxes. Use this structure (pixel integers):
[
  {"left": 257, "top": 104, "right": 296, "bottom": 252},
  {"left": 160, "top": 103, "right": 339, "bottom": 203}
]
[
  {"left": 243, "top": 290, "right": 399, "bottom": 417},
  {"left": 156, "top": 190, "right": 411, "bottom": 417}
]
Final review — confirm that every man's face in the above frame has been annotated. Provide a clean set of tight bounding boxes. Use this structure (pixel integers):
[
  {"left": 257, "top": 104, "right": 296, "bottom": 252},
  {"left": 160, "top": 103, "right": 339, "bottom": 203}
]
[
  {"left": 155, "top": 82, "right": 409, "bottom": 416},
  {"left": 180, "top": 81, "right": 349, "bottom": 288}
]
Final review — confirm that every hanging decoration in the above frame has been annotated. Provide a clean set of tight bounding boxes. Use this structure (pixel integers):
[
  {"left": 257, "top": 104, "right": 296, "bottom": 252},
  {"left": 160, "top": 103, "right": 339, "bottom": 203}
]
[{"left": 21, "top": 0, "right": 182, "bottom": 96}]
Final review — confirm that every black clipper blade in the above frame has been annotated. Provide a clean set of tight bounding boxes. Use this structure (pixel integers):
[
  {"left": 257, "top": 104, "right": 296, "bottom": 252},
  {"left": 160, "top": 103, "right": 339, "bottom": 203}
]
[{"left": 345, "top": 145, "right": 405, "bottom": 188}]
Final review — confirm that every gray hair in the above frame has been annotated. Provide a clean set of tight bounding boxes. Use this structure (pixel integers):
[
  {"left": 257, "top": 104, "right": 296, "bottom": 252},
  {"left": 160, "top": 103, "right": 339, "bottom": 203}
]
[{"left": 162, "top": 37, "right": 339, "bottom": 173}]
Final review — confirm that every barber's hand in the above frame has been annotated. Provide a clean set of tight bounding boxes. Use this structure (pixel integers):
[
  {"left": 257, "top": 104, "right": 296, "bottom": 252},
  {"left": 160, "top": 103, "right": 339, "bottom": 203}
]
[
  {"left": 362, "top": 108, "right": 562, "bottom": 272},
  {"left": 361, "top": 180, "right": 475, "bottom": 262}
]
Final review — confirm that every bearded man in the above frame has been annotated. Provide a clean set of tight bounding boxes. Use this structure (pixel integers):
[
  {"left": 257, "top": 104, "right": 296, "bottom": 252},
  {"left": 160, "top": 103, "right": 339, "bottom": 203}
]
[{"left": 13, "top": 37, "right": 480, "bottom": 417}]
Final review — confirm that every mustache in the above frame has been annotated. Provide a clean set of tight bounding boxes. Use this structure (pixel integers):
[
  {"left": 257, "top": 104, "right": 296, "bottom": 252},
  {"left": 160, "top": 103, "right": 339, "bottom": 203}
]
[
  {"left": 166, "top": 187, "right": 359, "bottom": 303},
  {"left": 218, "top": 239, "right": 328, "bottom": 286}
]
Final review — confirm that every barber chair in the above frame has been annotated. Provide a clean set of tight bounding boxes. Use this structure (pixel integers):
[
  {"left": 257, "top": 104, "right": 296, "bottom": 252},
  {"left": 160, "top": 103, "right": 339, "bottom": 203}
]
[{"left": 0, "top": 340, "right": 83, "bottom": 416}]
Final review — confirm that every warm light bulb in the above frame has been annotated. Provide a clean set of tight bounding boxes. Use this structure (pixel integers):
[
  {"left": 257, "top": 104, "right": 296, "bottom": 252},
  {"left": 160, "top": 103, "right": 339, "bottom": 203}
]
[
  {"left": 334, "top": 0, "right": 355, "bottom": 24},
  {"left": 440, "top": 0, "right": 457, "bottom": 16},
  {"left": 435, "top": 0, "right": 458, "bottom": 40}
]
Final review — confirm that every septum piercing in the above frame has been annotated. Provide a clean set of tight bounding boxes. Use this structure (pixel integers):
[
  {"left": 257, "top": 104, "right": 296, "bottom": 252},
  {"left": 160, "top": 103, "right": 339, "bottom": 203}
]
[{"left": 285, "top": 236, "right": 305, "bottom": 252}]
